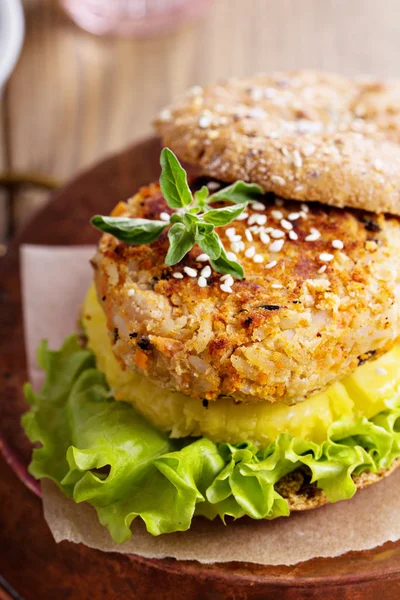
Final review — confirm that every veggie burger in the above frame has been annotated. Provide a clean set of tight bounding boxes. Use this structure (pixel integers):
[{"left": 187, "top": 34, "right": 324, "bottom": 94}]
[{"left": 23, "top": 71, "right": 400, "bottom": 543}]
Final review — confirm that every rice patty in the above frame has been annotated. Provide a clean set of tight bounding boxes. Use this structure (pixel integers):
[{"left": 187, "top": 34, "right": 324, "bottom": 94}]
[{"left": 92, "top": 182, "right": 400, "bottom": 404}]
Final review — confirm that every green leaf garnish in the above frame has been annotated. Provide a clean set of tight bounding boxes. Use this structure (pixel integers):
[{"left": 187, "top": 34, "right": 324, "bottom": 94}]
[
  {"left": 160, "top": 147, "right": 192, "bottom": 208},
  {"left": 211, "top": 181, "right": 264, "bottom": 204},
  {"left": 194, "top": 185, "right": 209, "bottom": 208},
  {"left": 194, "top": 228, "right": 221, "bottom": 260},
  {"left": 90, "top": 216, "right": 167, "bottom": 245},
  {"left": 165, "top": 223, "right": 195, "bottom": 266},
  {"left": 210, "top": 244, "right": 244, "bottom": 279},
  {"left": 91, "top": 148, "right": 268, "bottom": 278},
  {"left": 203, "top": 203, "right": 247, "bottom": 226}
]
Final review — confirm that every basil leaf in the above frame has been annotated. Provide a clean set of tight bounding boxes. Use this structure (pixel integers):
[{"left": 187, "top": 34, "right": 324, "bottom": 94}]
[
  {"left": 165, "top": 223, "right": 195, "bottom": 266},
  {"left": 210, "top": 181, "right": 264, "bottom": 204},
  {"left": 210, "top": 244, "right": 244, "bottom": 279},
  {"left": 160, "top": 148, "right": 193, "bottom": 209},
  {"left": 91, "top": 216, "right": 167, "bottom": 245},
  {"left": 195, "top": 229, "right": 221, "bottom": 260},
  {"left": 203, "top": 203, "right": 247, "bottom": 226}
]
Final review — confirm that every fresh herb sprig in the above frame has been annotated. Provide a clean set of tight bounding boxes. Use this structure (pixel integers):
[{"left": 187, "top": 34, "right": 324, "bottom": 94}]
[{"left": 91, "top": 148, "right": 264, "bottom": 279}]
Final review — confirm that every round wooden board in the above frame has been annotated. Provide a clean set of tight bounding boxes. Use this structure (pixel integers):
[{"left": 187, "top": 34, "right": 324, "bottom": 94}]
[{"left": 1, "top": 136, "right": 400, "bottom": 600}]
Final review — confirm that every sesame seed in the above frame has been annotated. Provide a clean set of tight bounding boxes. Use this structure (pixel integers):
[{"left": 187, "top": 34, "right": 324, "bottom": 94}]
[
  {"left": 220, "top": 274, "right": 233, "bottom": 283},
  {"left": 301, "top": 203, "right": 309, "bottom": 213},
  {"left": 247, "top": 214, "right": 259, "bottom": 226},
  {"left": 159, "top": 212, "right": 170, "bottom": 222},
  {"left": 305, "top": 228, "right": 321, "bottom": 242},
  {"left": 292, "top": 150, "right": 303, "bottom": 168},
  {"left": 250, "top": 87, "right": 263, "bottom": 101},
  {"left": 271, "top": 175, "right": 286, "bottom": 186},
  {"left": 374, "top": 159, "right": 384, "bottom": 172},
  {"left": 281, "top": 219, "right": 293, "bottom": 231},
  {"left": 188, "top": 85, "right": 203, "bottom": 96},
  {"left": 299, "top": 211, "right": 308, "bottom": 219},
  {"left": 376, "top": 367, "right": 388, "bottom": 376},
  {"left": 245, "top": 246, "right": 256, "bottom": 258},
  {"left": 158, "top": 108, "right": 172, "bottom": 122},
  {"left": 197, "top": 253, "right": 209, "bottom": 262},
  {"left": 332, "top": 239, "right": 344, "bottom": 250},
  {"left": 248, "top": 107, "right": 267, "bottom": 119},
  {"left": 199, "top": 115, "right": 211, "bottom": 128},
  {"left": 318, "top": 265, "right": 327, "bottom": 274},
  {"left": 252, "top": 201, "right": 266, "bottom": 211},
  {"left": 271, "top": 210, "right": 284, "bottom": 220},
  {"left": 220, "top": 284, "right": 233, "bottom": 294},
  {"left": 207, "top": 181, "right": 221, "bottom": 191},
  {"left": 173, "top": 272, "right": 184, "bottom": 279},
  {"left": 127, "top": 289, "right": 136, "bottom": 296},
  {"left": 260, "top": 231, "right": 271, "bottom": 244},
  {"left": 288, "top": 212, "right": 301, "bottom": 221},
  {"left": 271, "top": 229, "right": 285, "bottom": 239},
  {"left": 245, "top": 229, "right": 253, "bottom": 242},
  {"left": 303, "top": 143, "right": 316, "bottom": 157},
  {"left": 255, "top": 214, "right": 267, "bottom": 226},
  {"left": 198, "top": 276, "right": 208, "bottom": 288},
  {"left": 184, "top": 266, "right": 198, "bottom": 277},
  {"left": 289, "top": 231, "right": 298, "bottom": 241},
  {"left": 269, "top": 239, "right": 285, "bottom": 252},
  {"left": 226, "top": 227, "right": 236, "bottom": 238},
  {"left": 230, "top": 234, "right": 242, "bottom": 242},
  {"left": 253, "top": 254, "right": 264, "bottom": 263},
  {"left": 231, "top": 241, "right": 245, "bottom": 253},
  {"left": 265, "top": 260, "right": 278, "bottom": 269},
  {"left": 271, "top": 283, "right": 283, "bottom": 289},
  {"left": 226, "top": 252, "right": 237, "bottom": 261},
  {"left": 319, "top": 253, "right": 334, "bottom": 262},
  {"left": 236, "top": 212, "right": 249, "bottom": 221},
  {"left": 201, "top": 265, "right": 211, "bottom": 278},
  {"left": 281, "top": 146, "right": 290, "bottom": 158}
]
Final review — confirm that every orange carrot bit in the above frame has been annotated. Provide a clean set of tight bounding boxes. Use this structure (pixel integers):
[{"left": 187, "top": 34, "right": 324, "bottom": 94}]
[{"left": 135, "top": 349, "right": 148, "bottom": 370}]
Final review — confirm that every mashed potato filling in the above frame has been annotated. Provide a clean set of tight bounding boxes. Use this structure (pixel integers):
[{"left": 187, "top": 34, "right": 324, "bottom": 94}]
[{"left": 83, "top": 285, "right": 400, "bottom": 446}]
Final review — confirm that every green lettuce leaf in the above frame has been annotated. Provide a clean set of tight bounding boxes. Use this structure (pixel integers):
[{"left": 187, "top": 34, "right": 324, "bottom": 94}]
[{"left": 22, "top": 336, "right": 400, "bottom": 543}]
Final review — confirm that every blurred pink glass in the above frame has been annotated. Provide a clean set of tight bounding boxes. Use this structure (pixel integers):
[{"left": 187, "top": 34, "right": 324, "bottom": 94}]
[{"left": 61, "top": 0, "right": 214, "bottom": 37}]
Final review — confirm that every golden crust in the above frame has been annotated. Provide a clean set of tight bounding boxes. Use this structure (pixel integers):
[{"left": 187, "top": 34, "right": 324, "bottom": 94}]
[
  {"left": 92, "top": 182, "right": 400, "bottom": 404},
  {"left": 154, "top": 70, "right": 400, "bottom": 217},
  {"left": 281, "top": 458, "right": 400, "bottom": 512}
]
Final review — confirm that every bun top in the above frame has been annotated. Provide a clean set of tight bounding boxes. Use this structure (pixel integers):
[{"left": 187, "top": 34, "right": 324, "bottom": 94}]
[{"left": 154, "top": 70, "right": 400, "bottom": 216}]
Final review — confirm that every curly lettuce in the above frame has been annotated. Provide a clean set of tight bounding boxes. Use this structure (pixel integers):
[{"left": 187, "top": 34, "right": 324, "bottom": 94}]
[{"left": 22, "top": 336, "right": 400, "bottom": 543}]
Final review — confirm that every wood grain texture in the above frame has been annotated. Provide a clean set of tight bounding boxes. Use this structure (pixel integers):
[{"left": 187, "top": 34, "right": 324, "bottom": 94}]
[
  {"left": 0, "top": 99, "right": 9, "bottom": 244},
  {"left": 1, "top": 136, "right": 400, "bottom": 600},
  {"left": 2, "top": 0, "right": 400, "bottom": 234}
]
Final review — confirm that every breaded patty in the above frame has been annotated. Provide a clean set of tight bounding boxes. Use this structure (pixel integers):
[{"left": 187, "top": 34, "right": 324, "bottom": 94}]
[{"left": 92, "top": 181, "right": 400, "bottom": 404}]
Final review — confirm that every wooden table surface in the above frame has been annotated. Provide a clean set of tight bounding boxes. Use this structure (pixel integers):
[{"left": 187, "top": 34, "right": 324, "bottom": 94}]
[{"left": 2, "top": 0, "right": 400, "bottom": 242}]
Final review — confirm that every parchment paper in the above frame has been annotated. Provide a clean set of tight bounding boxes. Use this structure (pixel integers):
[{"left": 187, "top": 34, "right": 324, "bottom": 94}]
[{"left": 20, "top": 244, "right": 400, "bottom": 565}]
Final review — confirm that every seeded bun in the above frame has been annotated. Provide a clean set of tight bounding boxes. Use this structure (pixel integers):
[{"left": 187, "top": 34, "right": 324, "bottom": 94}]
[{"left": 154, "top": 70, "right": 400, "bottom": 217}]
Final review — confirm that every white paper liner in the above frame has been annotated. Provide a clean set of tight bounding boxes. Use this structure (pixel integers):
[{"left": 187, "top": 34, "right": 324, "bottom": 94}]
[{"left": 21, "top": 244, "right": 400, "bottom": 565}]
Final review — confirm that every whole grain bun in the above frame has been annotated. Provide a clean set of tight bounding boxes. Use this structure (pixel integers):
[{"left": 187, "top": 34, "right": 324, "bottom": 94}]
[
  {"left": 281, "top": 458, "right": 400, "bottom": 512},
  {"left": 154, "top": 71, "right": 400, "bottom": 216}
]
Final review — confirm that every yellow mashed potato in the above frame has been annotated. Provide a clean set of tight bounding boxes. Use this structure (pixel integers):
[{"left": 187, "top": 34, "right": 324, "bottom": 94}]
[{"left": 83, "top": 285, "right": 400, "bottom": 446}]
